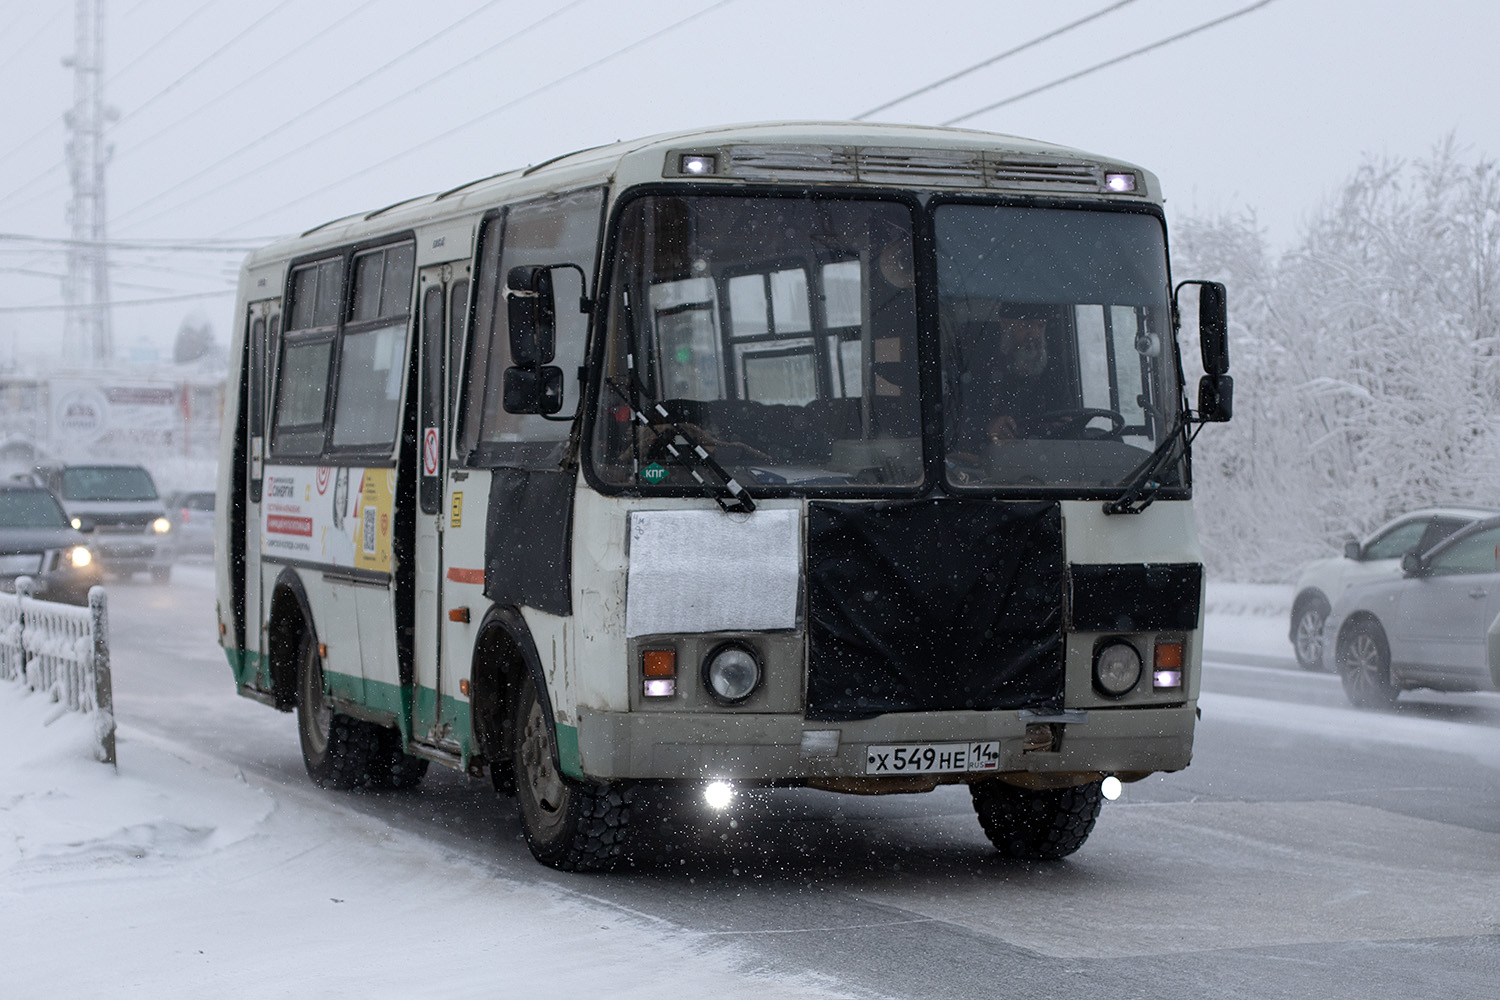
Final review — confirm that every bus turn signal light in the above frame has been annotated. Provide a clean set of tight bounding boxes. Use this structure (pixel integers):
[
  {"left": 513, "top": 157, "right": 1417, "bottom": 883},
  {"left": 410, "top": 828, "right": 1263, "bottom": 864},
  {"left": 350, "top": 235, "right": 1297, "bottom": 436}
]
[
  {"left": 642, "top": 648, "right": 676, "bottom": 697},
  {"left": 1153, "top": 642, "right": 1184, "bottom": 689}
]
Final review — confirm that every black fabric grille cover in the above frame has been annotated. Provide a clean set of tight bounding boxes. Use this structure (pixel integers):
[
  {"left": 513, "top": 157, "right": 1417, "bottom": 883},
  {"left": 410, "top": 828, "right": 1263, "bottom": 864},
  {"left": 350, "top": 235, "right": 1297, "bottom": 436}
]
[
  {"left": 483, "top": 467, "right": 575, "bottom": 616},
  {"left": 806, "top": 499, "right": 1064, "bottom": 720},
  {"left": 1069, "top": 563, "right": 1203, "bottom": 631}
]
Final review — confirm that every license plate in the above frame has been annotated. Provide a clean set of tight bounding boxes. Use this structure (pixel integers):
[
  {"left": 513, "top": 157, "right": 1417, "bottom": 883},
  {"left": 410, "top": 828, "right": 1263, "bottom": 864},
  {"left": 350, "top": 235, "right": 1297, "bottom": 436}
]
[
  {"left": 865, "top": 741, "right": 1000, "bottom": 775},
  {"left": 0, "top": 554, "right": 42, "bottom": 575}
]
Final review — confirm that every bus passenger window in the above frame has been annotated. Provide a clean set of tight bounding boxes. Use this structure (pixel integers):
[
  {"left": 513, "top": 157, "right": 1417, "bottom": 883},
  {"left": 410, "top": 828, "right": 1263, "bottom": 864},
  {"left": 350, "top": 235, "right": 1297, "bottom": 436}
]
[
  {"left": 271, "top": 256, "right": 342, "bottom": 456},
  {"left": 448, "top": 278, "right": 469, "bottom": 432},
  {"left": 272, "top": 340, "right": 333, "bottom": 455},
  {"left": 330, "top": 242, "right": 414, "bottom": 451}
]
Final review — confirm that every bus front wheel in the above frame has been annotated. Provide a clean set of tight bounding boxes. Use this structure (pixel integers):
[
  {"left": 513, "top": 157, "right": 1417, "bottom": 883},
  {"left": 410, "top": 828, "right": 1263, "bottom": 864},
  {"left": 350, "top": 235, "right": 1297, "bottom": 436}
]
[
  {"left": 511, "top": 672, "right": 633, "bottom": 871},
  {"left": 971, "top": 778, "right": 1103, "bottom": 860}
]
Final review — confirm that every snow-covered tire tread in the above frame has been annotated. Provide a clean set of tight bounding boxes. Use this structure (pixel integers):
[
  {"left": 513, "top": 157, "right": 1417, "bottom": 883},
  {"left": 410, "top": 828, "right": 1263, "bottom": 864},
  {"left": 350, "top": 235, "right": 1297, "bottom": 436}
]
[{"left": 970, "top": 779, "right": 1104, "bottom": 861}]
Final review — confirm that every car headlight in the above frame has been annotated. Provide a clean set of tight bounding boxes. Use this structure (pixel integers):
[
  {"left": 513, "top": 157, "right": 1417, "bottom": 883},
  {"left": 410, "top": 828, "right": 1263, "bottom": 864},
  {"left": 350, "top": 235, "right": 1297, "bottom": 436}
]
[
  {"left": 702, "top": 643, "right": 761, "bottom": 704},
  {"left": 153, "top": 517, "right": 171, "bottom": 534},
  {"left": 68, "top": 546, "right": 92, "bottom": 568},
  {"left": 1093, "top": 640, "right": 1142, "bottom": 698}
]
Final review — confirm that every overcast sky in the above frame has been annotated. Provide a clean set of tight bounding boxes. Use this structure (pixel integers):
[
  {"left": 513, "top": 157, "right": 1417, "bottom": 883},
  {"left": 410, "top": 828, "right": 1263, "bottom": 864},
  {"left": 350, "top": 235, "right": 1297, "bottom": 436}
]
[{"left": 2, "top": 0, "right": 1497, "bottom": 362}]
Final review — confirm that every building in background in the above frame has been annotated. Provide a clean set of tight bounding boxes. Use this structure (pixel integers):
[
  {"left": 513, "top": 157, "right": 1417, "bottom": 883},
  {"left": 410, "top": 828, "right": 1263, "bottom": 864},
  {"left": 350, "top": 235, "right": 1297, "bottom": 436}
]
[{"left": 0, "top": 362, "right": 224, "bottom": 493}]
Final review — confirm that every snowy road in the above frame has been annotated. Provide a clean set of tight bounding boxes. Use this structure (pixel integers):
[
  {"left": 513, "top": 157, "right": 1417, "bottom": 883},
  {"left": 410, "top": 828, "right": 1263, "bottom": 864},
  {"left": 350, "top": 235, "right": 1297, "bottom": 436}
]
[{"left": 8, "top": 567, "right": 1499, "bottom": 999}]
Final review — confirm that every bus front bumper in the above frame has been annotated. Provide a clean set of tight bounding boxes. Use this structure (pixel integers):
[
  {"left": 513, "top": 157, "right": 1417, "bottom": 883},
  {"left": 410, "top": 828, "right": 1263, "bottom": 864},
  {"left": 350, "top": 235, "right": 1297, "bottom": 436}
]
[{"left": 573, "top": 703, "right": 1196, "bottom": 783}]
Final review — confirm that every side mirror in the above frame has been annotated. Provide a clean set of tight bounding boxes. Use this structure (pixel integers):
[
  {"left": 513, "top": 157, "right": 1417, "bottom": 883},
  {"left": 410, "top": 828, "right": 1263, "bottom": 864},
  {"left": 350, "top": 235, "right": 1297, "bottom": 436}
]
[
  {"left": 1343, "top": 539, "right": 1361, "bottom": 560},
  {"left": 506, "top": 265, "right": 556, "bottom": 369},
  {"left": 1401, "top": 551, "right": 1427, "bottom": 576},
  {"left": 502, "top": 365, "right": 564, "bottom": 415},
  {"left": 1174, "top": 279, "right": 1229, "bottom": 374},
  {"left": 1196, "top": 374, "right": 1233, "bottom": 422}
]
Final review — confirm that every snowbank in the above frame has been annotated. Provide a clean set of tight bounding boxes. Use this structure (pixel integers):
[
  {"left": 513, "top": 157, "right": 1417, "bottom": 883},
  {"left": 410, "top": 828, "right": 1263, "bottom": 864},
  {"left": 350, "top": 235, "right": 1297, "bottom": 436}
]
[{"left": 0, "top": 680, "right": 848, "bottom": 998}]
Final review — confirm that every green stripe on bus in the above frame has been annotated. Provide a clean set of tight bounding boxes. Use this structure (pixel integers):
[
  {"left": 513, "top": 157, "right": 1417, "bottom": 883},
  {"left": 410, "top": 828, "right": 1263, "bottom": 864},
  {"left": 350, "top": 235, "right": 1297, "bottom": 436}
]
[
  {"left": 224, "top": 647, "right": 265, "bottom": 687},
  {"left": 226, "top": 652, "right": 481, "bottom": 770},
  {"left": 555, "top": 722, "right": 583, "bottom": 779},
  {"left": 323, "top": 670, "right": 475, "bottom": 766}
]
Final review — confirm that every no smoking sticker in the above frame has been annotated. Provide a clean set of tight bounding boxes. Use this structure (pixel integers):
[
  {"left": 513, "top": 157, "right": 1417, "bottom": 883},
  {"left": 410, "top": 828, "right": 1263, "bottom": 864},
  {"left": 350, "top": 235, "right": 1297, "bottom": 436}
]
[{"left": 422, "top": 427, "right": 440, "bottom": 476}]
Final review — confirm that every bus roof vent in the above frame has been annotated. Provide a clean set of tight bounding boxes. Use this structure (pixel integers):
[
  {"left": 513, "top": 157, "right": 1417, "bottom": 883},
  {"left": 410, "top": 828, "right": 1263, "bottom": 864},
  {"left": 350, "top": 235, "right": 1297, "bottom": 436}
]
[
  {"left": 988, "top": 157, "right": 1103, "bottom": 193},
  {"left": 857, "top": 147, "right": 984, "bottom": 187},
  {"left": 726, "top": 144, "right": 858, "bottom": 181}
]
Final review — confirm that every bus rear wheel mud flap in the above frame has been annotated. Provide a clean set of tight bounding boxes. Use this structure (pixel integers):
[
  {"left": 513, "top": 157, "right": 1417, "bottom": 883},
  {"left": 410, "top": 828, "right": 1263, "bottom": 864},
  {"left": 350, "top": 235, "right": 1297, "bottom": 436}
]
[
  {"left": 970, "top": 777, "right": 1104, "bottom": 860},
  {"left": 511, "top": 672, "right": 633, "bottom": 871}
]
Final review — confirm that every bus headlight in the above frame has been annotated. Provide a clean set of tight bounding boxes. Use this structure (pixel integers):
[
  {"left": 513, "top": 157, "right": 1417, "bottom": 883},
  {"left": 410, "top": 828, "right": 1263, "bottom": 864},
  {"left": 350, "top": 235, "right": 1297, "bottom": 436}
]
[
  {"left": 1093, "top": 640, "right": 1142, "bottom": 698},
  {"left": 152, "top": 517, "right": 171, "bottom": 534},
  {"left": 68, "top": 546, "right": 93, "bottom": 568},
  {"left": 703, "top": 643, "right": 761, "bottom": 704}
]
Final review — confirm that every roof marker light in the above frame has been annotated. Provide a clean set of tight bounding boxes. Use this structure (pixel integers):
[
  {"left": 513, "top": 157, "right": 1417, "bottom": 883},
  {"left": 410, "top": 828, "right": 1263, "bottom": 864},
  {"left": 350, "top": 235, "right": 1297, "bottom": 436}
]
[
  {"left": 680, "top": 154, "right": 717, "bottom": 176},
  {"left": 1105, "top": 172, "right": 1137, "bottom": 193}
]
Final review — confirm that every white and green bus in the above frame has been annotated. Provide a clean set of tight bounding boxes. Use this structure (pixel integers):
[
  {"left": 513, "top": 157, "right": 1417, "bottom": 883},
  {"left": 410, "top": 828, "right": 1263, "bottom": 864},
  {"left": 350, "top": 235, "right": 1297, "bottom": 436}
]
[{"left": 216, "top": 122, "right": 1231, "bottom": 870}]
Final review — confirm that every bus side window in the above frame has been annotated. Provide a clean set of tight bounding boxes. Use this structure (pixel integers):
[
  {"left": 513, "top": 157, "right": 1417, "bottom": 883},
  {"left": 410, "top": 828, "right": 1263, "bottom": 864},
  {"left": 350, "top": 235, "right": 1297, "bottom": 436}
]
[
  {"left": 465, "top": 187, "right": 604, "bottom": 469},
  {"left": 329, "top": 242, "right": 415, "bottom": 452},
  {"left": 448, "top": 277, "right": 469, "bottom": 435},
  {"left": 420, "top": 284, "right": 445, "bottom": 514},
  {"left": 248, "top": 316, "right": 266, "bottom": 439},
  {"left": 271, "top": 258, "right": 342, "bottom": 456}
]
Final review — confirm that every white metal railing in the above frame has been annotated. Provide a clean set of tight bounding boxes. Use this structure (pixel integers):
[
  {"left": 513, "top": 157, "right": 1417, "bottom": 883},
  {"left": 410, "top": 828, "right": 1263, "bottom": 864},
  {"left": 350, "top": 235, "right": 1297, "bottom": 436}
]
[{"left": 0, "top": 578, "right": 115, "bottom": 766}]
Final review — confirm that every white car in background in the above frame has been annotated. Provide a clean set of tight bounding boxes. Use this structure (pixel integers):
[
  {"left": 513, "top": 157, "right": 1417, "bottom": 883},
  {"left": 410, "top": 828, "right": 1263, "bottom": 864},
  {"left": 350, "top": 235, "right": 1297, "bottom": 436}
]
[
  {"left": 1325, "top": 514, "right": 1500, "bottom": 707},
  {"left": 1289, "top": 506, "right": 1498, "bottom": 670}
]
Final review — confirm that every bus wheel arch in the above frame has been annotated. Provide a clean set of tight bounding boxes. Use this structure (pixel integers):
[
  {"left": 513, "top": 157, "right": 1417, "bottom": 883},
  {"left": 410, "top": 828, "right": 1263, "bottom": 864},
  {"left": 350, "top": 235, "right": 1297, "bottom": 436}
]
[
  {"left": 266, "top": 569, "right": 315, "bottom": 712},
  {"left": 470, "top": 606, "right": 548, "bottom": 795}
]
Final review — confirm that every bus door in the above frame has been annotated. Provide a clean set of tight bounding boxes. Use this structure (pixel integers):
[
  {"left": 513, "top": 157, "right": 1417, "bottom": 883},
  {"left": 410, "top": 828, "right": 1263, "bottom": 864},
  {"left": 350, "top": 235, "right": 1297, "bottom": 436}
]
[
  {"left": 410, "top": 265, "right": 467, "bottom": 748},
  {"left": 243, "top": 299, "right": 279, "bottom": 689}
]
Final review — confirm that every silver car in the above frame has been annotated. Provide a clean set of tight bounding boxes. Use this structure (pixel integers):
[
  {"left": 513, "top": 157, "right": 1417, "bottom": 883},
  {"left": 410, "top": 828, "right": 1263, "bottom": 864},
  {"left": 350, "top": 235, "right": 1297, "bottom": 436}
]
[
  {"left": 1325, "top": 514, "right": 1500, "bottom": 708},
  {"left": 164, "top": 490, "right": 215, "bottom": 558},
  {"left": 1289, "top": 506, "right": 1497, "bottom": 670}
]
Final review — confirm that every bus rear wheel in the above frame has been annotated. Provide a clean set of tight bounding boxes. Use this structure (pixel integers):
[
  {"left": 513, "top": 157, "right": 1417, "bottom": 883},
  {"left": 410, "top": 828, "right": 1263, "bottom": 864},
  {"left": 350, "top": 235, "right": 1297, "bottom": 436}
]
[
  {"left": 971, "top": 778, "right": 1103, "bottom": 860},
  {"left": 296, "top": 630, "right": 380, "bottom": 790},
  {"left": 511, "top": 672, "right": 633, "bottom": 871}
]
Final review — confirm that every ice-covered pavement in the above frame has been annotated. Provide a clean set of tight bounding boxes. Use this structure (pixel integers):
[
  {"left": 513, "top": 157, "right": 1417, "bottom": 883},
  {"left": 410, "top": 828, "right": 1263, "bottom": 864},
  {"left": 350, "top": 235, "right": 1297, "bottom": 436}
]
[{"left": 0, "top": 682, "right": 849, "bottom": 999}]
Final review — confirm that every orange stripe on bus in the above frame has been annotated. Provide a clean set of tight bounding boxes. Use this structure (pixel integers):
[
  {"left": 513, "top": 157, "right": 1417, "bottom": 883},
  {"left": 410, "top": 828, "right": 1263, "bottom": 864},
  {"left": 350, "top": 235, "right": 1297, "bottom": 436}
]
[{"left": 446, "top": 567, "right": 485, "bottom": 584}]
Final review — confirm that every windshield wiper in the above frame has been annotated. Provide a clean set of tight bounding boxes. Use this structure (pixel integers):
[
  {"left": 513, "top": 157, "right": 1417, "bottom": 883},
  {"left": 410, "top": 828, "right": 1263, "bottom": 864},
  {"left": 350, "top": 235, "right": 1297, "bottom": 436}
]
[
  {"left": 1103, "top": 416, "right": 1201, "bottom": 516},
  {"left": 605, "top": 378, "right": 756, "bottom": 514},
  {"left": 610, "top": 289, "right": 755, "bottom": 514}
]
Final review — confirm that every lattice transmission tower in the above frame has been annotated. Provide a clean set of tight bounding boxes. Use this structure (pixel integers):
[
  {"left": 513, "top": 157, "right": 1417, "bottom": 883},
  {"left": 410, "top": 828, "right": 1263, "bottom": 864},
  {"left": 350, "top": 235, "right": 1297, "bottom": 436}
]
[{"left": 61, "top": 0, "right": 113, "bottom": 367}]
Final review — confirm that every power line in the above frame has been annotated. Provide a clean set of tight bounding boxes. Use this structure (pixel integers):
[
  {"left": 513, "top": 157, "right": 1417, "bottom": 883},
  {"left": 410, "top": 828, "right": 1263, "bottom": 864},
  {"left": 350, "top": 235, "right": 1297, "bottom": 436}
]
[
  {"left": 117, "top": 0, "right": 299, "bottom": 126},
  {"left": 853, "top": 0, "right": 1139, "bottom": 121},
  {"left": 0, "top": 7, "right": 65, "bottom": 71},
  {"left": 0, "top": 0, "right": 397, "bottom": 219},
  {"left": 107, "top": 0, "right": 231, "bottom": 86},
  {"left": 0, "top": 0, "right": 254, "bottom": 214},
  {"left": 0, "top": 289, "right": 236, "bottom": 315},
  {"left": 943, "top": 0, "right": 1277, "bottom": 126},
  {"left": 110, "top": 0, "right": 524, "bottom": 230},
  {"left": 0, "top": 233, "right": 270, "bottom": 253},
  {"left": 109, "top": 0, "right": 386, "bottom": 168},
  {"left": 220, "top": 0, "right": 736, "bottom": 236}
]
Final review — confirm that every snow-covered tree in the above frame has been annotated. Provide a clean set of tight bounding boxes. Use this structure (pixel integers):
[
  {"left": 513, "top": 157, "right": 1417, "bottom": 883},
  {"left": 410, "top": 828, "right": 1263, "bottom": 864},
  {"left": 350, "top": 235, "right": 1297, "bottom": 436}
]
[{"left": 1174, "top": 139, "right": 1500, "bottom": 580}]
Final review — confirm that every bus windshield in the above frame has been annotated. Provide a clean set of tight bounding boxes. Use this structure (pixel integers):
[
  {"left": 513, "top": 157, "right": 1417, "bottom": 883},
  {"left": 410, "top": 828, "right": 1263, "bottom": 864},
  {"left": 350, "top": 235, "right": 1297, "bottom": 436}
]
[
  {"left": 936, "top": 204, "right": 1181, "bottom": 491},
  {"left": 591, "top": 194, "right": 923, "bottom": 490},
  {"left": 590, "top": 195, "right": 1183, "bottom": 495}
]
